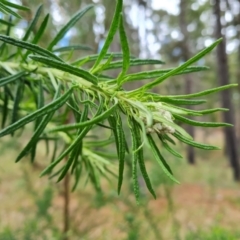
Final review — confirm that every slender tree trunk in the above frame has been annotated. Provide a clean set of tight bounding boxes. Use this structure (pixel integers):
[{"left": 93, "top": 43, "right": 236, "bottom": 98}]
[
  {"left": 236, "top": 0, "right": 240, "bottom": 138},
  {"left": 63, "top": 115, "right": 72, "bottom": 239},
  {"left": 179, "top": 0, "right": 195, "bottom": 164},
  {"left": 63, "top": 169, "right": 70, "bottom": 239},
  {"left": 213, "top": 0, "right": 240, "bottom": 180}
]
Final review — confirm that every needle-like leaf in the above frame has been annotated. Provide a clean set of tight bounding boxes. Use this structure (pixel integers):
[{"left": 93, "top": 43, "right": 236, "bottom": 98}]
[
  {"left": 0, "top": 2, "right": 22, "bottom": 18},
  {"left": 131, "top": 118, "right": 156, "bottom": 199},
  {"left": 133, "top": 39, "right": 222, "bottom": 93},
  {"left": 161, "top": 84, "right": 238, "bottom": 99},
  {"left": 92, "top": 0, "right": 123, "bottom": 70},
  {"left": 1, "top": 0, "right": 29, "bottom": 11},
  {"left": 117, "top": 13, "right": 130, "bottom": 83},
  {"left": 53, "top": 45, "right": 93, "bottom": 52},
  {"left": 0, "top": 71, "right": 27, "bottom": 87},
  {"left": 15, "top": 84, "right": 62, "bottom": 162},
  {"left": 173, "top": 132, "right": 220, "bottom": 150},
  {"left": 0, "top": 35, "right": 63, "bottom": 62},
  {"left": 49, "top": 101, "right": 118, "bottom": 132},
  {"left": 174, "top": 114, "right": 233, "bottom": 127},
  {"left": 22, "top": 5, "right": 43, "bottom": 41},
  {"left": 102, "top": 59, "right": 164, "bottom": 71},
  {"left": 30, "top": 55, "right": 98, "bottom": 85},
  {"left": 23, "top": 13, "right": 50, "bottom": 60},
  {"left": 47, "top": 5, "right": 94, "bottom": 51},
  {"left": 123, "top": 66, "right": 208, "bottom": 83},
  {"left": 0, "top": 87, "right": 73, "bottom": 137},
  {"left": 148, "top": 134, "right": 180, "bottom": 184},
  {"left": 129, "top": 118, "right": 140, "bottom": 204},
  {"left": 158, "top": 135, "right": 182, "bottom": 158}
]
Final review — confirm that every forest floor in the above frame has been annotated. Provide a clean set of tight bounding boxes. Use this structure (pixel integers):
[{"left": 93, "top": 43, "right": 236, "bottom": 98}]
[{"left": 0, "top": 129, "right": 240, "bottom": 240}]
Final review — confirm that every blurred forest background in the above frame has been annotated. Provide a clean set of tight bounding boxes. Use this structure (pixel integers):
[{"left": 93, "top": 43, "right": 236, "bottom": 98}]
[{"left": 1, "top": 0, "right": 240, "bottom": 239}]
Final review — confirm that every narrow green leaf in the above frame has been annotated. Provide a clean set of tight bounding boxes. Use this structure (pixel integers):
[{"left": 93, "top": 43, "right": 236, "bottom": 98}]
[
  {"left": 30, "top": 142, "right": 37, "bottom": 162},
  {"left": 1, "top": 86, "right": 9, "bottom": 128},
  {"left": 44, "top": 135, "right": 50, "bottom": 156},
  {"left": 117, "top": 13, "right": 130, "bottom": 83},
  {"left": 131, "top": 119, "right": 156, "bottom": 199},
  {"left": 164, "top": 84, "right": 238, "bottom": 99},
  {"left": 80, "top": 103, "right": 89, "bottom": 123},
  {"left": 0, "top": 19, "right": 14, "bottom": 27},
  {"left": 196, "top": 108, "right": 229, "bottom": 115},
  {"left": 160, "top": 98, "right": 207, "bottom": 106},
  {"left": 160, "top": 103, "right": 202, "bottom": 116},
  {"left": 0, "top": 35, "right": 63, "bottom": 62},
  {"left": 102, "top": 59, "right": 164, "bottom": 71},
  {"left": 49, "top": 101, "right": 118, "bottom": 132},
  {"left": 93, "top": 151, "right": 117, "bottom": 159},
  {"left": 88, "top": 161, "right": 101, "bottom": 192},
  {"left": 92, "top": 54, "right": 114, "bottom": 74},
  {"left": 85, "top": 138, "right": 114, "bottom": 147},
  {"left": 40, "top": 126, "right": 91, "bottom": 177},
  {"left": 158, "top": 135, "right": 182, "bottom": 158},
  {"left": 173, "top": 132, "right": 220, "bottom": 150},
  {"left": 92, "top": 0, "right": 123, "bottom": 69},
  {"left": 97, "top": 74, "right": 115, "bottom": 81},
  {"left": 71, "top": 142, "right": 82, "bottom": 175},
  {"left": 0, "top": 15, "right": 12, "bottom": 55},
  {"left": 30, "top": 55, "right": 98, "bottom": 85},
  {"left": 48, "top": 103, "right": 88, "bottom": 177},
  {"left": 49, "top": 164, "right": 65, "bottom": 179},
  {"left": 11, "top": 79, "right": 24, "bottom": 125},
  {"left": 47, "top": 5, "right": 94, "bottom": 51},
  {"left": 67, "top": 96, "right": 81, "bottom": 121},
  {"left": 115, "top": 112, "right": 126, "bottom": 195},
  {"left": 161, "top": 134, "right": 176, "bottom": 145},
  {"left": 72, "top": 164, "right": 82, "bottom": 191},
  {"left": 37, "top": 80, "right": 44, "bottom": 108},
  {"left": 22, "top": 5, "right": 43, "bottom": 41},
  {"left": 15, "top": 111, "right": 54, "bottom": 162},
  {"left": 147, "top": 134, "right": 180, "bottom": 184},
  {"left": 173, "top": 114, "right": 233, "bottom": 127},
  {"left": 123, "top": 66, "right": 209, "bottom": 82},
  {"left": 57, "top": 147, "right": 78, "bottom": 182},
  {"left": 32, "top": 14, "right": 49, "bottom": 44},
  {"left": 51, "top": 140, "right": 58, "bottom": 163},
  {"left": 0, "top": 87, "right": 73, "bottom": 137},
  {"left": 136, "top": 39, "right": 222, "bottom": 92},
  {"left": 72, "top": 52, "right": 133, "bottom": 65},
  {"left": 108, "top": 114, "right": 129, "bottom": 153},
  {"left": 0, "top": 71, "right": 26, "bottom": 87},
  {"left": 53, "top": 45, "right": 93, "bottom": 52},
  {"left": 129, "top": 118, "right": 140, "bottom": 203},
  {"left": 1, "top": 0, "right": 30, "bottom": 11},
  {"left": 23, "top": 13, "right": 50, "bottom": 60},
  {"left": 15, "top": 83, "right": 61, "bottom": 163},
  {"left": 67, "top": 100, "right": 112, "bottom": 129},
  {"left": 0, "top": 2, "right": 22, "bottom": 18},
  {"left": 161, "top": 103, "right": 228, "bottom": 116}
]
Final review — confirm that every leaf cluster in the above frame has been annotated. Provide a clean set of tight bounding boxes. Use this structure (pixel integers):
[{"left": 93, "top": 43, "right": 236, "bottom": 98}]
[{"left": 0, "top": 0, "right": 236, "bottom": 202}]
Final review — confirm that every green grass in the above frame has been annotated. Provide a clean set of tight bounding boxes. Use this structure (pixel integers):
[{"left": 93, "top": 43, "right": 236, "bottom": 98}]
[{"left": 186, "top": 227, "right": 240, "bottom": 240}]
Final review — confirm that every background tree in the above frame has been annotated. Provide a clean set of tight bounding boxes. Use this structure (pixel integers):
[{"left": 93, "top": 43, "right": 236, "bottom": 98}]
[
  {"left": 179, "top": 0, "right": 195, "bottom": 164},
  {"left": 213, "top": 0, "right": 240, "bottom": 180}
]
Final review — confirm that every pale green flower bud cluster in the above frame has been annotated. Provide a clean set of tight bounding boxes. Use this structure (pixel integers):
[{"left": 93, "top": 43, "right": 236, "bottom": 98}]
[{"left": 139, "top": 102, "right": 175, "bottom": 135}]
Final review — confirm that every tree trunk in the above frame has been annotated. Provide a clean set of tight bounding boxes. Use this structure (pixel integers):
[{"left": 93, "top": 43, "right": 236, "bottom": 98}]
[
  {"left": 179, "top": 0, "right": 195, "bottom": 164},
  {"left": 236, "top": 0, "right": 240, "bottom": 138},
  {"left": 63, "top": 172, "right": 70, "bottom": 240},
  {"left": 213, "top": 0, "right": 240, "bottom": 181}
]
